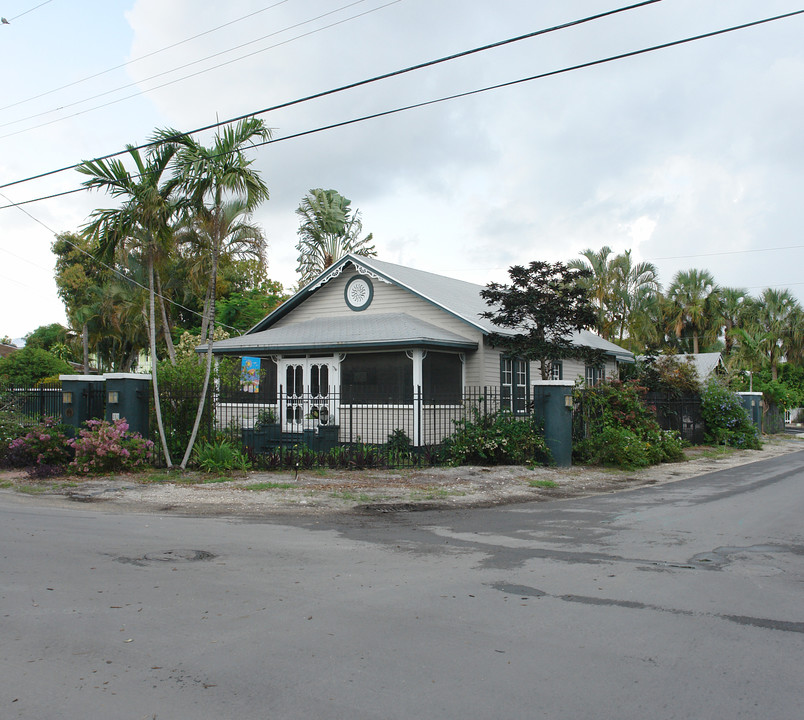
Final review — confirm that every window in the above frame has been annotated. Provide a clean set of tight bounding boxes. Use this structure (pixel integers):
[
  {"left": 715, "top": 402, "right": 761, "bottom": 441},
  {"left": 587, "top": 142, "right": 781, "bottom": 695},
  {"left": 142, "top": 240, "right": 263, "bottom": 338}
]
[
  {"left": 550, "top": 361, "right": 563, "bottom": 381},
  {"left": 501, "top": 357, "right": 529, "bottom": 414},
  {"left": 585, "top": 365, "right": 604, "bottom": 387},
  {"left": 342, "top": 352, "right": 413, "bottom": 404},
  {"left": 423, "top": 352, "right": 462, "bottom": 404}
]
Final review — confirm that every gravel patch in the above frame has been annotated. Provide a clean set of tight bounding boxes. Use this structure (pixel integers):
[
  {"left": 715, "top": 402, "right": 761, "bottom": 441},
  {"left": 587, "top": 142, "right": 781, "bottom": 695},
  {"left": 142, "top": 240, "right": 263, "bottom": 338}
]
[{"left": 2, "top": 437, "right": 801, "bottom": 517}]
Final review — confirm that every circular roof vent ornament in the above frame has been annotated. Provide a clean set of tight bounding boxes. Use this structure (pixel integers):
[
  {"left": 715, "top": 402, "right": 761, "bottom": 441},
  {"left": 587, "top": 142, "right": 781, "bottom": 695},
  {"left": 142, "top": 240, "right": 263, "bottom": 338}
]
[{"left": 345, "top": 275, "right": 373, "bottom": 311}]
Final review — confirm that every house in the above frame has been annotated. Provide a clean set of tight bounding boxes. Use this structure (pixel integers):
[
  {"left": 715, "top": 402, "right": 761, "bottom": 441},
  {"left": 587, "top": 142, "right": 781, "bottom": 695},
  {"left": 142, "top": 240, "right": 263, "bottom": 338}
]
[
  {"left": 0, "top": 342, "right": 18, "bottom": 358},
  {"left": 201, "top": 254, "right": 633, "bottom": 445},
  {"left": 637, "top": 352, "right": 725, "bottom": 382},
  {"left": 683, "top": 352, "right": 725, "bottom": 381}
]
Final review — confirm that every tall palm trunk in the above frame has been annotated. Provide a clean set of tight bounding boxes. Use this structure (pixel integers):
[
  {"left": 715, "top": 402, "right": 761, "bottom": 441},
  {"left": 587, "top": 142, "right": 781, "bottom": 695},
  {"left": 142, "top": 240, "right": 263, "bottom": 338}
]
[
  {"left": 82, "top": 324, "right": 89, "bottom": 373},
  {"left": 155, "top": 271, "right": 176, "bottom": 365},
  {"left": 148, "top": 253, "right": 173, "bottom": 468},
  {"left": 180, "top": 218, "right": 220, "bottom": 469}
]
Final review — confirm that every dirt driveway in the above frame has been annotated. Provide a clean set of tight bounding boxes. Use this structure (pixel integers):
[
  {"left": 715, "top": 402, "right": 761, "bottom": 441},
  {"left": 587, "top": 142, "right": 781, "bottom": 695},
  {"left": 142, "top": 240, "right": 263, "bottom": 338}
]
[{"left": 2, "top": 438, "right": 801, "bottom": 516}]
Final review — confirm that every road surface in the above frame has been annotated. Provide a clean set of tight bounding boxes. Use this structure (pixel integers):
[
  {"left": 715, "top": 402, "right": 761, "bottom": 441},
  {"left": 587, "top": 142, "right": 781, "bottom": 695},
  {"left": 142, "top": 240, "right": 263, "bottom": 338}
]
[{"left": 2, "top": 450, "right": 803, "bottom": 719}]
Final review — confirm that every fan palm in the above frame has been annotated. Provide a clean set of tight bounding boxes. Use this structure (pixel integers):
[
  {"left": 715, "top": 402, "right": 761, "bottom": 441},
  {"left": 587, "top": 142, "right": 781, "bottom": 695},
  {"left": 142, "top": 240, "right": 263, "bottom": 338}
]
[{"left": 665, "top": 269, "right": 722, "bottom": 354}]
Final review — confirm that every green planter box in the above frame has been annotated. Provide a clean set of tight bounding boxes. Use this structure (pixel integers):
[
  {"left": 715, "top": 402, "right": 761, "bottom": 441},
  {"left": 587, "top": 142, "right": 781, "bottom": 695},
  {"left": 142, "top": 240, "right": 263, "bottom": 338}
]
[{"left": 242, "top": 424, "right": 281, "bottom": 453}]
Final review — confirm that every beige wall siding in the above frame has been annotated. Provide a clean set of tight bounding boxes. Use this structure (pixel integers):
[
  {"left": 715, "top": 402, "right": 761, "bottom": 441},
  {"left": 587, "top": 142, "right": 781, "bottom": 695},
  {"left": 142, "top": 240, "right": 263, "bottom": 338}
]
[{"left": 275, "top": 268, "right": 482, "bottom": 339}]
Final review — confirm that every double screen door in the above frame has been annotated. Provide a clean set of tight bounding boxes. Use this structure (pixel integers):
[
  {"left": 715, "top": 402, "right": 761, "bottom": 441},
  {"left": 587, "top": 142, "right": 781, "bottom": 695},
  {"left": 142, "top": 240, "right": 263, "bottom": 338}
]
[{"left": 278, "top": 358, "right": 339, "bottom": 433}]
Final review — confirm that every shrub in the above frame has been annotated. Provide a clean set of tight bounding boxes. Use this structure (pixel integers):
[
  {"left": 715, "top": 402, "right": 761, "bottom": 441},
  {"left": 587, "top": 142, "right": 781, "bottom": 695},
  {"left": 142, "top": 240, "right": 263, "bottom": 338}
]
[
  {"left": 573, "top": 380, "right": 685, "bottom": 468},
  {"left": 192, "top": 439, "right": 250, "bottom": 473},
  {"left": 68, "top": 418, "right": 155, "bottom": 474},
  {"left": 0, "top": 347, "right": 74, "bottom": 386},
  {"left": 0, "top": 412, "right": 29, "bottom": 466},
  {"left": 700, "top": 381, "right": 761, "bottom": 449},
  {"left": 5, "top": 417, "right": 73, "bottom": 470},
  {"left": 444, "top": 409, "right": 551, "bottom": 466}
]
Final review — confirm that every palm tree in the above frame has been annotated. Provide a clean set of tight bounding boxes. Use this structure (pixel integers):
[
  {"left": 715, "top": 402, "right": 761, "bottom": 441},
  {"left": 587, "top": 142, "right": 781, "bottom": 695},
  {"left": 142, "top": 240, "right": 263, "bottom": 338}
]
[
  {"left": 737, "top": 288, "right": 804, "bottom": 380},
  {"left": 719, "top": 287, "right": 750, "bottom": 357},
  {"left": 609, "top": 250, "right": 660, "bottom": 345},
  {"left": 78, "top": 142, "right": 180, "bottom": 467},
  {"left": 568, "top": 246, "right": 619, "bottom": 340},
  {"left": 295, "top": 189, "right": 375, "bottom": 287},
  {"left": 174, "top": 196, "right": 267, "bottom": 342},
  {"left": 665, "top": 269, "right": 722, "bottom": 354},
  {"left": 162, "top": 117, "right": 271, "bottom": 469}
]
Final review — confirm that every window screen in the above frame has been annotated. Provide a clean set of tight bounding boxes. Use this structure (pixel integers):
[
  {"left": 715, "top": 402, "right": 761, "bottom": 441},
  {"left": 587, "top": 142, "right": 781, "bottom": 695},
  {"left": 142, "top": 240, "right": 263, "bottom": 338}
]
[
  {"left": 423, "top": 352, "right": 462, "bottom": 404},
  {"left": 341, "top": 353, "right": 413, "bottom": 404}
]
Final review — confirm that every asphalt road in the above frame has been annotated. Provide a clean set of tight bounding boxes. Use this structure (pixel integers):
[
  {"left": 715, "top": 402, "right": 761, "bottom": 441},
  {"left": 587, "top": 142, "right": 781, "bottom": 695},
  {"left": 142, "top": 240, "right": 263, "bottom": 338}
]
[{"left": 2, "top": 449, "right": 803, "bottom": 719}]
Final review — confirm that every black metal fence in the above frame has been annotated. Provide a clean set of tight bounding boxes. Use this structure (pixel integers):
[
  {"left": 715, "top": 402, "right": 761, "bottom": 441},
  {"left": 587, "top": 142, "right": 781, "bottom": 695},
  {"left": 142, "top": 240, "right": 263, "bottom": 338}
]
[
  {"left": 148, "top": 384, "right": 526, "bottom": 467},
  {"left": 644, "top": 393, "right": 705, "bottom": 444},
  {"left": 0, "top": 386, "right": 63, "bottom": 424},
  {"left": 572, "top": 390, "right": 706, "bottom": 445}
]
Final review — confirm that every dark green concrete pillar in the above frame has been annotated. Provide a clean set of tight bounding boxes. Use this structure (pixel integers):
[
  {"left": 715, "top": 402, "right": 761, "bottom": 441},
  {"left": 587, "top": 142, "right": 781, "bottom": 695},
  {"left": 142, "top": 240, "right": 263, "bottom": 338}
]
[
  {"left": 104, "top": 373, "right": 151, "bottom": 438},
  {"left": 59, "top": 375, "right": 106, "bottom": 435},
  {"left": 737, "top": 392, "right": 763, "bottom": 434},
  {"left": 532, "top": 381, "right": 575, "bottom": 467}
]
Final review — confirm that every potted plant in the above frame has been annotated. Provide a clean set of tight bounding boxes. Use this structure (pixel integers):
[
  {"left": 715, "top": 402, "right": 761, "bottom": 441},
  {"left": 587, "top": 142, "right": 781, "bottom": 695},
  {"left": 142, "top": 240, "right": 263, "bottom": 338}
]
[{"left": 243, "top": 408, "right": 281, "bottom": 451}]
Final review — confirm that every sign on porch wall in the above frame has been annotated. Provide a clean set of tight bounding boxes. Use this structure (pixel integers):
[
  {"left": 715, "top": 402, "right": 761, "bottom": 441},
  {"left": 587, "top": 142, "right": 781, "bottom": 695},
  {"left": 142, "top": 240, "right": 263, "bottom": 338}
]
[{"left": 240, "top": 357, "right": 261, "bottom": 393}]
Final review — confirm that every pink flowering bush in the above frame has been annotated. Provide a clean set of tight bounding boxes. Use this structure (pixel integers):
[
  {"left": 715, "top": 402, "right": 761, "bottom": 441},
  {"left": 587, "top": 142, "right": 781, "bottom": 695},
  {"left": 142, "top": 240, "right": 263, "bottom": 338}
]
[
  {"left": 68, "top": 418, "right": 154, "bottom": 475},
  {"left": 5, "top": 416, "right": 73, "bottom": 469}
]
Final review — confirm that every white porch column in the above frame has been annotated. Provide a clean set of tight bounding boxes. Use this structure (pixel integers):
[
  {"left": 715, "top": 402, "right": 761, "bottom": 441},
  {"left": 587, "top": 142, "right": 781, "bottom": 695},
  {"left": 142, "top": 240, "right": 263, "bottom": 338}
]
[{"left": 409, "top": 349, "right": 425, "bottom": 446}]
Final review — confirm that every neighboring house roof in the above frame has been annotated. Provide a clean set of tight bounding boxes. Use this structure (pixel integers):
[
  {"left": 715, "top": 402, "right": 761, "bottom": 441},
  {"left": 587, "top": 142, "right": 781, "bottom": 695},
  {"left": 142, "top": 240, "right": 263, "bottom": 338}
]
[
  {"left": 206, "top": 254, "right": 633, "bottom": 361},
  {"left": 684, "top": 352, "right": 724, "bottom": 379},
  {"left": 637, "top": 352, "right": 724, "bottom": 380},
  {"left": 0, "top": 343, "right": 18, "bottom": 358}
]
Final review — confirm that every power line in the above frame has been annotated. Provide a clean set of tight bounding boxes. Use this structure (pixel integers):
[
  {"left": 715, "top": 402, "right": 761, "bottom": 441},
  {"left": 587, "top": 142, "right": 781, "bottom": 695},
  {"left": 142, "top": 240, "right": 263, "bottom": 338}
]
[
  {"left": 2, "top": 4, "right": 802, "bottom": 212},
  {"left": 0, "top": 0, "right": 662, "bottom": 191},
  {"left": 7, "top": 0, "right": 53, "bottom": 22},
  {"left": 0, "top": 0, "right": 293, "bottom": 112},
  {"left": 650, "top": 245, "right": 804, "bottom": 261},
  {"left": 0, "top": 190, "right": 243, "bottom": 333},
  {"left": 0, "top": 0, "right": 387, "bottom": 130}
]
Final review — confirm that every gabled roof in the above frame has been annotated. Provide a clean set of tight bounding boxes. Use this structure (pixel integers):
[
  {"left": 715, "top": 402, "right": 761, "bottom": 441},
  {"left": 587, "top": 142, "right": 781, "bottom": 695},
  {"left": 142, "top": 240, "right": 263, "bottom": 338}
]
[
  {"left": 240, "top": 254, "right": 633, "bottom": 361},
  {"left": 636, "top": 352, "right": 725, "bottom": 379}
]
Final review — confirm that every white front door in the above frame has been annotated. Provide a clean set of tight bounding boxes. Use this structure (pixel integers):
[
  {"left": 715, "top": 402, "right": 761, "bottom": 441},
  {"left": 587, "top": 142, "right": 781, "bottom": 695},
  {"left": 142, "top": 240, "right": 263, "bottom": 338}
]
[{"left": 278, "top": 358, "right": 340, "bottom": 433}]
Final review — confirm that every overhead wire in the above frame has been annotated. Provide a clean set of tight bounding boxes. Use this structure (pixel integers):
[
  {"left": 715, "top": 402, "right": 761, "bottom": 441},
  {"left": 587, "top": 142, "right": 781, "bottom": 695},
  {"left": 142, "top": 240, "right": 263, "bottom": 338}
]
[
  {"left": 0, "top": 190, "right": 245, "bottom": 333},
  {"left": 0, "top": 0, "right": 388, "bottom": 130},
  {"left": 7, "top": 0, "right": 54, "bottom": 23},
  {"left": 1, "top": 4, "right": 801, "bottom": 211},
  {"left": 3, "top": 4, "right": 803, "bottom": 315},
  {"left": 0, "top": 0, "right": 293, "bottom": 112},
  {"left": 0, "top": 0, "right": 668, "bottom": 191}
]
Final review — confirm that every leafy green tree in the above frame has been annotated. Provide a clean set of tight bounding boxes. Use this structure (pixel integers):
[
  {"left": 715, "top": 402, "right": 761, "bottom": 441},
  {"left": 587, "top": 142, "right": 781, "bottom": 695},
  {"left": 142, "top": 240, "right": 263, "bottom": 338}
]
[
  {"left": 480, "top": 261, "right": 604, "bottom": 379},
  {"left": 665, "top": 269, "right": 722, "bottom": 354},
  {"left": 163, "top": 117, "right": 271, "bottom": 468},
  {"left": 52, "top": 232, "right": 105, "bottom": 371},
  {"left": 25, "top": 323, "right": 73, "bottom": 360},
  {"left": 0, "top": 347, "right": 74, "bottom": 386},
  {"left": 78, "top": 141, "right": 181, "bottom": 467},
  {"left": 295, "top": 189, "right": 375, "bottom": 286},
  {"left": 216, "top": 280, "right": 288, "bottom": 332}
]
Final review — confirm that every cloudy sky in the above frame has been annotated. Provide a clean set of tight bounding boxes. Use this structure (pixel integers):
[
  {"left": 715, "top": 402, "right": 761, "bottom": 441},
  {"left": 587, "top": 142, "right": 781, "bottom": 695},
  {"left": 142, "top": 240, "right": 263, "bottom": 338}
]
[{"left": 1, "top": 0, "right": 803, "bottom": 340}]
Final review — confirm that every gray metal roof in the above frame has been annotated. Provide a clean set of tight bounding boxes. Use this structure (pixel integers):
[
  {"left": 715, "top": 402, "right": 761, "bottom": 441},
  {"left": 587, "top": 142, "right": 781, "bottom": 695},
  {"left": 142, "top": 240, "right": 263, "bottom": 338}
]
[
  {"left": 226, "top": 254, "right": 633, "bottom": 361},
  {"left": 202, "top": 313, "right": 478, "bottom": 355}
]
